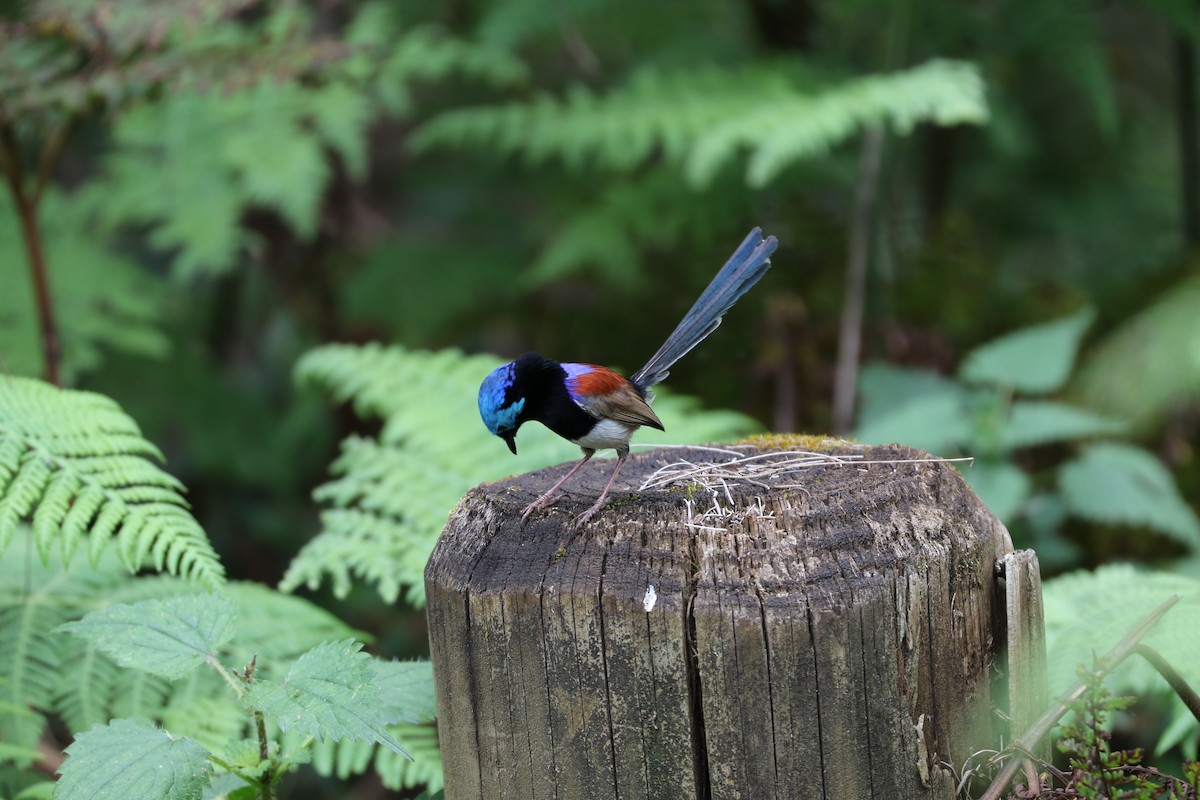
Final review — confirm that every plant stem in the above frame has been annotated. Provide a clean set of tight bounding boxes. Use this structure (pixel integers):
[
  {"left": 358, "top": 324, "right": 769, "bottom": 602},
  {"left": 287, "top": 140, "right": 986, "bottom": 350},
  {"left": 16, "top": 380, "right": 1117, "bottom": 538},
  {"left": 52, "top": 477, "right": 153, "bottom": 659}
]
[
  {"left": 0, "top": 123, "right": 62, "bottom": 385},
  {"left": 831, "top": 124, "right": 884, "bottom": 435},
  {"left": 207, "top": 654, "right": 247, "bottom": 697},
  {"left": 1134, "top": 643, "right": 1200, "bottom": 724},
  {"left": 254, "top": 708, "right": 273, "bottom": 800}
]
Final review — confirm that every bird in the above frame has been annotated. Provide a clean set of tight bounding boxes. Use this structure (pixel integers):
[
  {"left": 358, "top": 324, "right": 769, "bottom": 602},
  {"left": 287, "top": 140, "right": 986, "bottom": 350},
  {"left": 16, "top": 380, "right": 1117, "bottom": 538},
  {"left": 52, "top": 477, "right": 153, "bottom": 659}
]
[{"left": 478, "top": 227, "right": 778, "bottom": 526}]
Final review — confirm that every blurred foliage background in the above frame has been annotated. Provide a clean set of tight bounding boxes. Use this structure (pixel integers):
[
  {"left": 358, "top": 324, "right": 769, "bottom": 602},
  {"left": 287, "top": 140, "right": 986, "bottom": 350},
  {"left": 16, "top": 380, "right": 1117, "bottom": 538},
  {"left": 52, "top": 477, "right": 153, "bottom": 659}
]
[{"left": 2, "top": 0, "right": 1200, "bottom": 795}]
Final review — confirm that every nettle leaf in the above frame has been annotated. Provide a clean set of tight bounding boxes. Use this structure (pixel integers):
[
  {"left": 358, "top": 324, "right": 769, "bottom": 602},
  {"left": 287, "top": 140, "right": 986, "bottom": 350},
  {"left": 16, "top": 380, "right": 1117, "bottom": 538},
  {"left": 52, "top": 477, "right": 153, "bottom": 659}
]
[
  {"left": 244, "top": 639, "right": 409, "bottom": 758},
  {"left": 1058, "top": 443, "right": 1200, "bottom": 548},
  {"left": 854, "top": 363, "right": 970, "bottom": 453},
  {"left": 59, "top": 593, "right": 237, "bottom": 680},
  {"left": 959, "top": 308, "right": 1095, "bottom": 394},
  {"left": 56, "top": 718, "right": 211, "bottom": 800},
  {"left": 997, "top": 400, "right": 1125, "bottom": 450},
  {"left": 963, "top": 461, "right": 1031, "bottom": 521},
  {"left": 1070, "top": 277, "right": 1200, "bottom": 430},
  {"left": 372, "top": 660, "right": 437, "bottom": 724}
]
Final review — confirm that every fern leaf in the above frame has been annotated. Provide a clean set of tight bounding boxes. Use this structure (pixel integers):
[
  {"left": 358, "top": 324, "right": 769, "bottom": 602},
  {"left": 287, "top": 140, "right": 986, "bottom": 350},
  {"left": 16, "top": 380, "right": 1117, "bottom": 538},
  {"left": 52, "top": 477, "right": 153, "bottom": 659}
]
[
  {"left": 0, "top": 377, "right": 224, "bottom": 587},
  {"left": 0, "top": 534, "right": 130, "bottom": 766},
  {"left": 1043, "top": 564, "right": 1200, "bottom": 709},
  {"left": 412, "top": 60, "right": 986, "bottom": 188},
  {"left": 688, "top": 59, "right": 988, "bottom": 186},
  {"left": 300, "top": 721, "right": 442, "bottom": 792},
  {"left": 410, "top": 66, "right": 796, "bottom": 174},
  {"left": 287, "top": 344, "right": 758, "bottom": 605},
  {"left": 0, "top": 190, "right": 170, "bottom": 381}
]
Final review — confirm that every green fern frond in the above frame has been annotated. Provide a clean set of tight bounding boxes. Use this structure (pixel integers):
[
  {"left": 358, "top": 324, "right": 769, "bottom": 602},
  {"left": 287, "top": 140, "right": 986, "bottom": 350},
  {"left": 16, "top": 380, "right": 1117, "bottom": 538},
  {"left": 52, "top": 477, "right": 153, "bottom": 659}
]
[
  {"left": 287, "top": 344, "right": 759, "bottom": 605},
  {"left": 1043, "top": 564, "right": 1200, "bottom": 752},
  {"left": 303, "top": 722, "right": 443, "bottom": 793},
  {"left": 687, "top": 59, "right": 988, "bottom": 186},
  {"left": 412, "top": 60, "right": 987, "bottom": 187},
  {"left": 0, "top": 377, "right": 223, "bottom": 587},
  {"left": 411, "top": 65, "right": 792, "bottom": 173},
  {"left": 0, "top": 534, "right": 131, "bottom": 766},
  {"left": 346, "top": 5, "right": 529, "bottom": 115},
  {"left": 100, "top": 80, "right": 369, "bottom": 278},
  {"left": 376, "top": 723, "right": 444, "bottom": 792}
]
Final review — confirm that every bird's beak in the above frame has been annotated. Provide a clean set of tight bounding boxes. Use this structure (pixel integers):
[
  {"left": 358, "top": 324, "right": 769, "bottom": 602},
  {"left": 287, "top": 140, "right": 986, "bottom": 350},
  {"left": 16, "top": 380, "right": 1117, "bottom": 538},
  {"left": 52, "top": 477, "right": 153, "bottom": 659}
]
[{"left": 503, "top": 433, "right": 517, "bottom": 455}]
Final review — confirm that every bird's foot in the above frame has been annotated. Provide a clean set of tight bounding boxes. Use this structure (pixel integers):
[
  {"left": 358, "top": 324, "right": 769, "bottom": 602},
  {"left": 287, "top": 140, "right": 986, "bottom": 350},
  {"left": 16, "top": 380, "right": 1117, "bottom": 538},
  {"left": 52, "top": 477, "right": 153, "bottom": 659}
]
[
  {"left": 520, "top": 499, "right": 545, "bottom": 522},
  {"left": 573, "top": 498, "right": 607, "bottom": 529},
  {"left": 521, "top": 493, "right": 557, "bottom": 522}
]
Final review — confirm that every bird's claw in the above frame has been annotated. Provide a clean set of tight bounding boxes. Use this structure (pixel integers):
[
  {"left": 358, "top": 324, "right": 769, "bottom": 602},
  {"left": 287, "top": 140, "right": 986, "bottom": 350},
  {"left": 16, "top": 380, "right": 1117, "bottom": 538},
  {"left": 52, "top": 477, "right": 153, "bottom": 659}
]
[{"left": 573, "top": 501, "right": 605, "bottom": 529}]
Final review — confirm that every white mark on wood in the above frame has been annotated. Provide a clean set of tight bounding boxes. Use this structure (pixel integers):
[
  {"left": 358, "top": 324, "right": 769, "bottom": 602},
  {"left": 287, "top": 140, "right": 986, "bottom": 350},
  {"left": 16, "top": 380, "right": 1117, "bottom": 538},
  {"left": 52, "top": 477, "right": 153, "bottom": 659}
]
[{"left": 643, "top": 584, "right": 657, "bottom": 613}]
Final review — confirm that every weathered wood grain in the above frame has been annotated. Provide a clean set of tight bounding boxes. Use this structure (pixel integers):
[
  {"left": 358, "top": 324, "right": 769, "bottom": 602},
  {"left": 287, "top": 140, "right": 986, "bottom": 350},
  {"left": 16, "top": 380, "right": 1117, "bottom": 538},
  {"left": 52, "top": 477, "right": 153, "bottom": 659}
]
[{"left": 426, "top": 444, "right": 1043, "bottom": 800}]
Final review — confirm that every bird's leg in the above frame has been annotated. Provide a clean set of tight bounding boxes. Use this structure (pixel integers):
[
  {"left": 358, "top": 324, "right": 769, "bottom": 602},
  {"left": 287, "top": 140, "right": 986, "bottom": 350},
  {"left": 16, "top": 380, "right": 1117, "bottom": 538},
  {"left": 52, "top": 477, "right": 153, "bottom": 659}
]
[
  {"left": 521, "top": 449, "right": 595, "bottom": 521},
  {"left": 575, "top": 451, "right": 628, "bottom": 528}
]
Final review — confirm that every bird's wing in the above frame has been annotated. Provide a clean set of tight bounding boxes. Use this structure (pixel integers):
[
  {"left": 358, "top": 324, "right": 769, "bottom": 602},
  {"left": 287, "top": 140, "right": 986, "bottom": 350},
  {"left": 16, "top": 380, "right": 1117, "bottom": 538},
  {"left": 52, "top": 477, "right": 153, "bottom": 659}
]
[{"left": 564, "top": 365, "right": 665, "bottom": 430}]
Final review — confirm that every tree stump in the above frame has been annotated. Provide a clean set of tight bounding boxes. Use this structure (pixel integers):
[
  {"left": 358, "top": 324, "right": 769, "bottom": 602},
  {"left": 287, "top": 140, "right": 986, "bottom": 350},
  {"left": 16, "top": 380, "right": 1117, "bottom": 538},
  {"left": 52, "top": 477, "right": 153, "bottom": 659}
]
[{"left": 425, "top": 442, "right": 1043, "bottom": 800}]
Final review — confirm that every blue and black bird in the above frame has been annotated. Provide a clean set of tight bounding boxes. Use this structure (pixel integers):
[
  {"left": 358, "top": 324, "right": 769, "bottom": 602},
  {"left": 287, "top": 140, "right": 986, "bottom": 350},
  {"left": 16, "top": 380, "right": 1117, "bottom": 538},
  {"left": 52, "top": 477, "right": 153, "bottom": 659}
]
[{"left": 478, "top": 228, "right": 779, "bottom": 525}]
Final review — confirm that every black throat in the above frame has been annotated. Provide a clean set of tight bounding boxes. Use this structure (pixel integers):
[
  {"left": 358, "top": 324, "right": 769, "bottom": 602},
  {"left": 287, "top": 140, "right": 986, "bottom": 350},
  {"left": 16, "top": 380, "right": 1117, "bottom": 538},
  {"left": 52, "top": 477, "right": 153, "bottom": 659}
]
[{"left": 512, "top": 353, "right": 597, "bottom": 442}]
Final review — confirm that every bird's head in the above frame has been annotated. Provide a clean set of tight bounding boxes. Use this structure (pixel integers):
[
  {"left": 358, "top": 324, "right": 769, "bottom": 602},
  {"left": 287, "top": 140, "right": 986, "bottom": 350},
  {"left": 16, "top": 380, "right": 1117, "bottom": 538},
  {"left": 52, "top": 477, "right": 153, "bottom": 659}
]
[{"left": 478, "top": 360, "right": 527, "bottom": 454}]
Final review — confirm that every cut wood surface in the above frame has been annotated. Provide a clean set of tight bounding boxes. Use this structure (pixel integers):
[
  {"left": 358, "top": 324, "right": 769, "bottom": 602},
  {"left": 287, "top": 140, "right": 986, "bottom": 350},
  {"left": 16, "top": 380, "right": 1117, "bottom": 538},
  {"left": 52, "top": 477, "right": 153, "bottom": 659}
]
[{"left": 426, "top": 443, "right": 1038, "bottom": 800}]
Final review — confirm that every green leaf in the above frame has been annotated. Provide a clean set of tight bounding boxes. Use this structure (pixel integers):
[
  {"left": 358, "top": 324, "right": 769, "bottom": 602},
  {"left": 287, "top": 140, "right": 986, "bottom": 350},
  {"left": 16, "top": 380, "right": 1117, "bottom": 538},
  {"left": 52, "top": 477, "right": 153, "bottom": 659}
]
[
  {"left": 854, "top": 363, "right": 970, "bottom": 453},
  {"left": 1058, "top": 443, "right": 1200, "bottom": 548},
  {"left": 1070, "top": 277, "right": 1200, "bottom": 430},
  {"left": 0, "top": 532, "right": 134, "bottom": 767},
  {"left": 963, "top": 461, "right": 1031, "bottom": 521},
  {"left": 1043, "top": 565, "right": 1200, "bottom": 702},
  {"left": 413, "top": 60, "right": 986, "bottom": 188},
  {"left": 372, "top": 660, "right": 437, "bottom": 724},
  {"left": 56, "top": 719, "right": 212, "bottom": 800},
  {"left": 59, "top": 594, "right": 237, "bottom": 680},
  {"left": 958, "top": 308, "right": 1095, "bottom": 394},
  {"left": 0, "top": 189, "right": 170, "bottom": 380},
  {"left": 689, "top": 59, "right": 988, "bottom": 187},
  {"left": 0, "top": 377, "right": 224, "bottom": 587},
  {"left": 996, "top": 400, "right": 1125, "bottom": 450},
  {"left": 244, "top": 639, "right": 410, "bottom": 758}
]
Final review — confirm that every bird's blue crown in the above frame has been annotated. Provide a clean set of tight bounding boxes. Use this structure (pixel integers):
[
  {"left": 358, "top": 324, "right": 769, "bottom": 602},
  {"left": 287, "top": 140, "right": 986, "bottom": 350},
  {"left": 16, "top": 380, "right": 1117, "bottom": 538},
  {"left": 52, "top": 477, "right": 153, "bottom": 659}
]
[{"left": 478, "top": 362, "right": 525, "bottom": 436}]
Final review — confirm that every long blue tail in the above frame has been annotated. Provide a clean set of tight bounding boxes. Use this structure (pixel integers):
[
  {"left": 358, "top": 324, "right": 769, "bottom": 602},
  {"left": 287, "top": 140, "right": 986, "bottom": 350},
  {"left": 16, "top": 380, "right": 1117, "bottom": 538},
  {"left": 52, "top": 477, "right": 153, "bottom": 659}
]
[{"left": 629, "top": 228, "right": 778, "bottom": 390}]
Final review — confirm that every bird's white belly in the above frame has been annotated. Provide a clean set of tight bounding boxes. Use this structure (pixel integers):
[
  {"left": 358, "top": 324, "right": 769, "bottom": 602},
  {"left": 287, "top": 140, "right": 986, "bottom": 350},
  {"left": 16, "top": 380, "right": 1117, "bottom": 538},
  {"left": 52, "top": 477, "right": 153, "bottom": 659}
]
[{"left": 571, "top": 418, "right": 637, "bottom": 452}]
